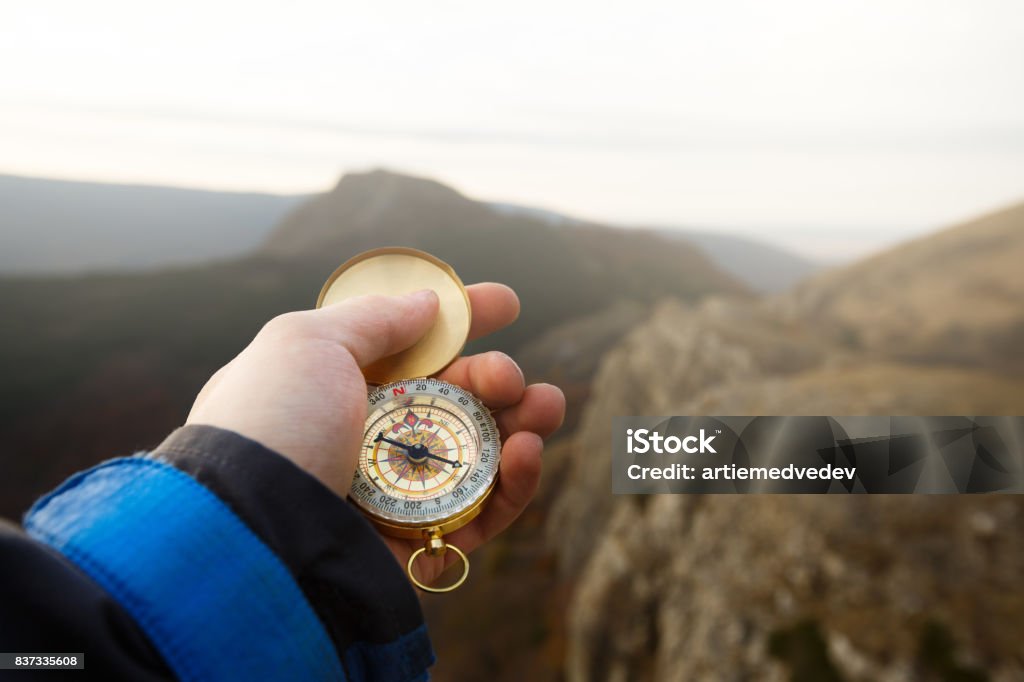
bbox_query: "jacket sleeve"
[0,424,434,682]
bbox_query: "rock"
[550,297,834,575]
[551,237,1024,680]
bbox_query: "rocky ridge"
[550,202,1024,681]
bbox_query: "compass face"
[351,378,500,527]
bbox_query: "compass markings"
[357,380,498,523]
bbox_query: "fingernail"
[407,289,439,304]
[496,351,525,386]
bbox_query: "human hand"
[186,284,565,586]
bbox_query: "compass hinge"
[423,527,446,556]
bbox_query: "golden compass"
[316,248,500,593]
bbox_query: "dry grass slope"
[779,200,1024,372]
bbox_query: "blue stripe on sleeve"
[24,457,345,682]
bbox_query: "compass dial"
[351,378,500,526]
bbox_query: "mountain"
[0,174,305,273]
[260,170,749,355]
[656,229,822,292]
[0,169,746,520]
[776,199,1024,372]
[487,201,580,226]
[548,201,1024,681]
[0,172,818,299]
[481,202,821,294]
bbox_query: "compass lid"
[316,247,471,384]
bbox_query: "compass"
[316,247,500,593]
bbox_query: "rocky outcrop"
[550,297,836,575]
[568,493,1024,682]
[551,203,1024,681]
[554,298,1024,681]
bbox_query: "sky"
[2,0,1023,260]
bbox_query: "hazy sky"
[2,0,1023,259]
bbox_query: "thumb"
[315,289,440,367]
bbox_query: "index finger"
[466,283,519,341]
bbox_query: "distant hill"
[656,229,821,292]
[0,173,817,297]
[482,202,821,293]
[0,174,305,273]
[776,199,1024,372]
[0,169,746,517]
